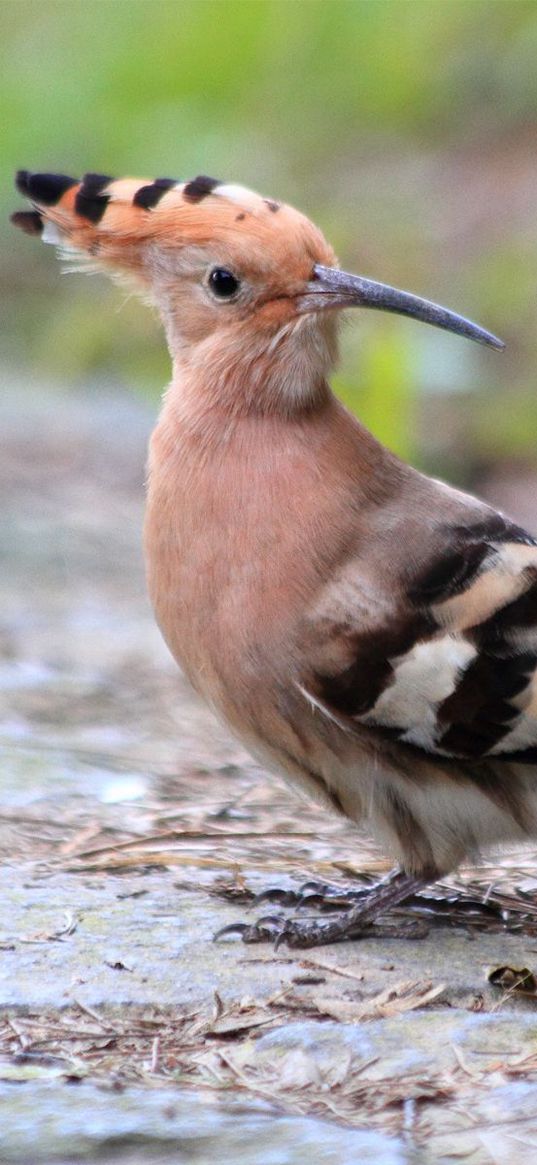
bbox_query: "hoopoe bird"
[12,170,537,949]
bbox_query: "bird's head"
[12,170,503,415]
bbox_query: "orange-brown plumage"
[14,168,537,948]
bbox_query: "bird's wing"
[301,510,537,762]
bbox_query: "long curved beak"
[297,264,504,351]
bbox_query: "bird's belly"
[147,513,537,876]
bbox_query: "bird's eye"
[208,267,240,300]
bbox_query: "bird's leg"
[215,866,434,948]
[276,868,434,947]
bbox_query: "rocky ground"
[3,379,537,1164]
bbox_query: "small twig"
[6,1016,31,1050]
[150,1036,160,1073]
[216,1050,295,1106]
[451,1043,480,1079]
[74,828,318,860]
[299,956,365,983]
[212,991,225,1020]
[18,912,78,944]
[73,1000,122,1034]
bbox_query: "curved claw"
[213,921,252,942]
[295,881,337,906]
[253,879,365,910]
[213,913,285,944]
[298,880,334,896]
[297,891,343,910]
[253,887,300,907]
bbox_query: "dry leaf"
[278,1048,323,1089]
[310,979,444,1023]
[207,1005,277,1036]
[488,966,537,995]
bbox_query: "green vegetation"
[2,0,536,478]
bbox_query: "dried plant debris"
[1,1000,531,1137]
[488,966,537,996]
[267,979,445,1024]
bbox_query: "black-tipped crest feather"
[16,170,77,204]
[133,178,177,210]
[75,173,112,223]
[10,210,43,236]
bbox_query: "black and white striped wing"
[306,515,537,763]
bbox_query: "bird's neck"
[153,347,401,511]
[164,313,338,430]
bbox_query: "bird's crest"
[11,170,335,296]
[12,170,282,230]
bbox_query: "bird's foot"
[214,868,432,948]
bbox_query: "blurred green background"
[2,0,536,488]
